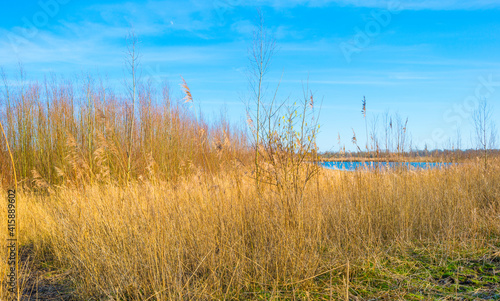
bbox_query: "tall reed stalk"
[0,108,19,300]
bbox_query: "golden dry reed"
[0,71,499,300]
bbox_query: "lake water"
[320,161,453,171]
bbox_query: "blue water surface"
[320,161,453,171]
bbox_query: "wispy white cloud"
[86,0,233,35]
[255,0,500,10]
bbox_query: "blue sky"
[1,0,500,151]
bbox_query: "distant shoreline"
[319,157,447,163]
